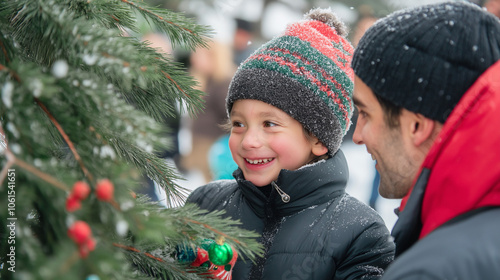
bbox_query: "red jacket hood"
[399,60,500,239]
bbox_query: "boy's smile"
[229,99,327,187]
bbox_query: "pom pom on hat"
[226,8,354,156]
[305,7,348,37]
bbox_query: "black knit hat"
[352,1,500,123]
[227,8,354,156]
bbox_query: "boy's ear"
[311,139,328,156]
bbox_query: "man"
[351,2,500,279]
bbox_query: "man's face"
[352,76,419,199]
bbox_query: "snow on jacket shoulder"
[187,150,395,280]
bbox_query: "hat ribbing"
[226,8,354,156]
[352,1,500,123]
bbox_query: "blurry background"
[135,0,499,229]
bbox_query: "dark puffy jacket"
[187,150,395,280]
[382,61,500,279]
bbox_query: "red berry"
[72,181,90,200]
[79,244,90,258]
[86,237,96,251]
[78,237,97,258]
[68,221,92,245]
[66,195,81,212]
[96,179,114,201]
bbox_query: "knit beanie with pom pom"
[352,1,500,123]
[226,8,354,157]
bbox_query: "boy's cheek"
[228,136,239,160]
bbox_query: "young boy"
[186,8,395,279]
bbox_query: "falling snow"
[116,220,129,236]
[1,81,13,108]
[100,145,116,159]
[10,143,21,154]
[30,78,43,97]
[83,53,98,65]
[120,200,135,211]
[52,60,69,78]
[82,80,92,87]
[7,122,19,138]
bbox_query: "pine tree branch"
[0,154,14,187]
[171,205,264,262]
[59,251,80,275]
[112,137,189,207]
[0,1,263,278]
[119,240,206,280]
[0,62,21,82]
[119,0,211,50]
[183,218,245,247]
[35,98,94,183]
[6,1,206,119]
[161,70,190,99]
[0,39,10,63]
[4,149,69,191]
[114,243,170,264]
[120,0,194,35]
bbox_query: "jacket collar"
[233,150,349,218]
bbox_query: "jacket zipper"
[271,181,290,203]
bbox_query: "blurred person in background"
[138,32,177,205]
[232,18,257,66]
[352,2,500,279]
[181,40,236,184]
[351,5,378,48]
[208,134,238,180]
[349,4,382,211]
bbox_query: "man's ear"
[409,113,436,147]
[311,138,328,156]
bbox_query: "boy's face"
[352,75,418,199]
[229,99,327,187]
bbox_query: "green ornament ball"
[199,238,215,251]
[208,242,233,266]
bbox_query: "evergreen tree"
[0,0,261,279]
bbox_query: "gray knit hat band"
[227,68,342,157]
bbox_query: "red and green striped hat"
[226,8,354,156]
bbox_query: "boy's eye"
[264,121,277,127]
[232,121,244,127]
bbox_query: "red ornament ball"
[68,221,92,245]
[86,237,97,251]
[96,179,114,201]
[72,181,91,200]
[79,237,96,258]
[66,195,82,212]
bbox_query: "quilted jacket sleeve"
[334,202,395,280]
